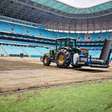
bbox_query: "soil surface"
[0,57,112,92]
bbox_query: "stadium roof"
[0,0,112,31]
[31,0,112,14]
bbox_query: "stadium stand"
[0,19,110,57]
[0,20,111,58]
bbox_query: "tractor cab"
[56,38,76,50]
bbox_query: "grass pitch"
[0,80,112,112]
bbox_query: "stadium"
[0,0,112,112]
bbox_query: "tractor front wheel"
[43,56,51,66]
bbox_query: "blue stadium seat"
[0,20,111,58]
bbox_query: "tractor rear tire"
[43,56,51,66]
[56,49,71,68]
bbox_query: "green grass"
[0,80,112,112]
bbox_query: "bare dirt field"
[0,57,112,93]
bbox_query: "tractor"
[41,38,112,68]
[41,38,88,68]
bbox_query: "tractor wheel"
[43,56,51,66]
[56,49,71,68]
